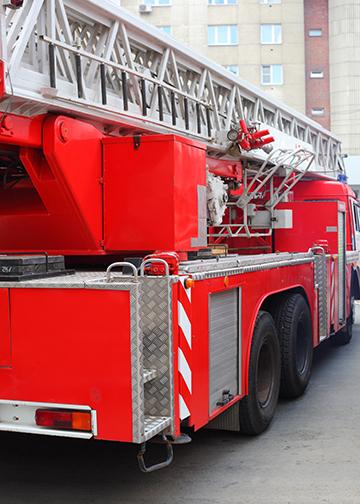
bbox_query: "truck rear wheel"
[275,293,313,399]
[239,311,280,435]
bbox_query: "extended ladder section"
[209,148,316,239]
[0,0,344,179]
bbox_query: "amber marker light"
[184,278,195,289]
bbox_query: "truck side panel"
[190,261,316,430]
[0,288,133,442]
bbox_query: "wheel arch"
[243,285,311,394]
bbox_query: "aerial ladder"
[0,0,356,472]
[0,0,346,241]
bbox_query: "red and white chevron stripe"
[178,278,192,420]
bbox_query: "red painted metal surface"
[103,135,206,252]
[0,60,6,101]
[0,114,44,149]
[0,289,11,367]
[0,288,133,442]
[0,116,104,254]
[275,201,339,253]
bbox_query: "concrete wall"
[329,0,360,155]
[121,0,306,114]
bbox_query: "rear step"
[144,416,171,441]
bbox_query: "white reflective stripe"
[178,348,192,393]
[178,301,191,349]
[180,277,191,302]
[179,395,190,420]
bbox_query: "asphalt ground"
[0,308,359,504]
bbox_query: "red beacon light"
[3,0,24,9]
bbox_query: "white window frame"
[208,25,238,46]
[309,28,322,37]
[208,0,237,4]
[260,24,282,44]
[261,64,283,85]
[260,0,281,5]
[310,70,324,79]
[311,107,325,116]
[145,0,171,6]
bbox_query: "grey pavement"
[0,309,360,504]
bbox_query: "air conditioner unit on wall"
[139,4,152,13]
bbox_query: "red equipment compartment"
[0,288,133,442]
[274,201,340,254]
[103,135,207,252]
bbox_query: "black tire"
[239,311,280,435]
[275,293,313,399]
[331,295,354,346]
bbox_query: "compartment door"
[209,288,240,414]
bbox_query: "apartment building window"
[208,0,237,4]
[309,28,322,37]
[311,107,325,116]
[158,25,172,35]
[144,0,171,6]
[261,64,283,85]
[310,70,324,79]
[260,0,281,4]
[224,65,239,75]
[208,25,238,46]
[261,24,282,44]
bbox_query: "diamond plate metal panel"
[143,369,157,384]
[144,416,171,441]
[128,282,145,444]
[140,277,175,433]
[314,255,328,341]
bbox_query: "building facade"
[119,0,360,161]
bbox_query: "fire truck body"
[0,0,358,471]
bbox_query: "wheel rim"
[296,315,309,374]
[256,340,274,407]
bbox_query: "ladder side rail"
[1,0,344,178]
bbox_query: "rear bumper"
[0,399,97,439]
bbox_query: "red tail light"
[35,409,92,431]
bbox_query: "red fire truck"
[0,0,358,472]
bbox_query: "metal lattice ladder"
[208,148,315,239]
[0,0,344,179]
